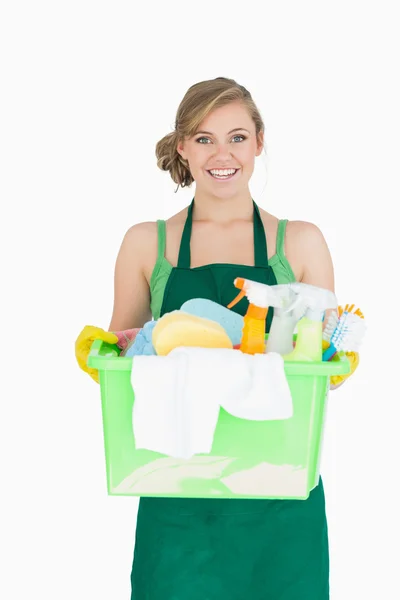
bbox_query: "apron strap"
[177,199,195,268]
[253,202,269,268]
[177,198,270,268]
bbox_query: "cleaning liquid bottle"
[227,278,286,354]
[282,283,338,362]
[265,285,306,355]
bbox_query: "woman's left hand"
[330,351,360,389]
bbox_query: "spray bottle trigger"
[284,295,303,314]
[227,288,246,309]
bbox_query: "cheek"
[239,148,256,166]
[191,149,212,169]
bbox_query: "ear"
[255,131,264,157]
[176,139,187,161]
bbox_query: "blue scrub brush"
[322,305,366,361]
[323,311,339,345]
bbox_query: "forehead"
[196,102,254,133]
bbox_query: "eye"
[195,134,246,144]
[196,136,211,144]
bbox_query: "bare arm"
[286,219,336,315]
[296,221,335,292]
[291,220,337,323]
[108,223,154,332]
[295,221,347,389]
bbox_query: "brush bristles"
[323,312,338,341]
[339,304,364,319]
[331,312,366,352]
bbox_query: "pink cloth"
[113,328,141,351]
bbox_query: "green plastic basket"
[88,338,350,500]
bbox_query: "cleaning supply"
[227,278,286,354]
[122,321,157,357]
[265,285,306,355]
[322,304,365,385]
[152,310,233,356]
[180,298,244,346]
[114,328,141,351]
[330,351,360,386]
[339,304,364,319]
[131,347,293,460]
[282,283,338,362]
[322,311,339,347]
[224,352,293,420]
[322,304,363,350]
[75,325,118,383]
[322,305,366,361]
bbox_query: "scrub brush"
[322,305,366,361]
[323,311,339,347]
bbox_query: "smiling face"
[177,101,264,199]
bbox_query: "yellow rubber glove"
[330,351,359,386]
[75,325,118,383]
[322,339,360,385]
[322,340,360,385]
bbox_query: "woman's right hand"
[75,325,118,383]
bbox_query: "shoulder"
[123,220,158,247]
[122,208,188,251]
[119,207,189,281]
[120,207,188,249]
[117,221,159,282]
[286,220,334,286]
[165,207,189,227]
[286,219,329,250]
[258,210,329,275]
[122,208,187,240]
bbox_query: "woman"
[77,77,356,598]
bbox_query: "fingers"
[330,351,359,386]
[75,325,112,383]
[98,330,118,344]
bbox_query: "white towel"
[222,352,294,420]
[131,348,293,460]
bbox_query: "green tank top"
[149,218,296,319]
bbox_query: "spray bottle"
[282,283,338,362]
[265,285,307,355]
[227,278,288,355]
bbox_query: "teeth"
[209,169,237,176]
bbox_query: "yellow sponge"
[153,310,233,356]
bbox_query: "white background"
[1,1,399,598]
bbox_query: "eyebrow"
[194,128,251,136]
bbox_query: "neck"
[191,190,254,224]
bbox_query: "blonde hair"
[155,77,265,191]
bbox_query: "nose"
[212,143,233,161]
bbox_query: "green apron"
[131,199,329,599]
